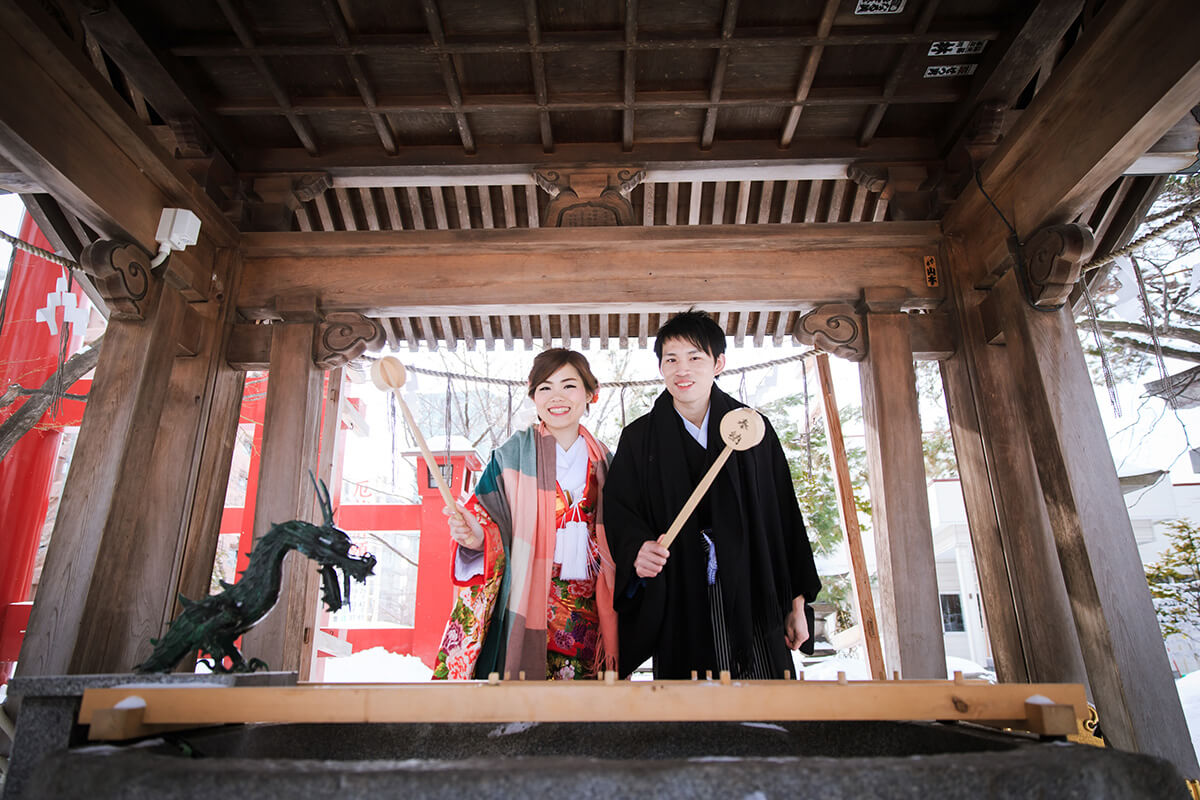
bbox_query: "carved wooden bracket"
[250,172,333,231]
[941,101,1008,208]
[793,303,867,362]
[314,313,386,369]
[228,314,384,371]
[848,161,937,220]
[534,169,645,226]
[79,239,154,321]
[1011,223,1095,309]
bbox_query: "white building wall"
[927,476,1200,676]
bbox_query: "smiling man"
[604,310,821,679]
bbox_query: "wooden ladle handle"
[370,356,461,518]
[658,408,765,549]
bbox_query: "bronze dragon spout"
[135,476,376,673]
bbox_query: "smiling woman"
[530,349,598,451]
[432,348,618,681]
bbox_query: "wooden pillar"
[858,300,945,678]
[238,322,324,674]
[18,243,187,676]
[938,240,1087,688]
[987,267,1197,774]
[172,250,247,631]
[301,367,348,679]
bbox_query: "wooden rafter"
[421,0,476,154]
[523,0,554,153]
[780,0,839,148]
[383,187,403,230]
[405,187,426,230]
[0,2,237,300]
[170,27,1004,58]
[700,0,740,150]
[622,0,637,151]
[359,187,380,230]
[858,0,940,148]
[75,2,237,163]
[942,0,1200,281]
[318,0,397,154]
[213,87,963,116]
[779,180,797,223]
[214,0,318,155]
[937,0,1085,155]
[244,138,939,174]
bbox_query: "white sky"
[0,192,24,269]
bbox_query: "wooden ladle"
[371,356,462,520]
[658,407,766,548]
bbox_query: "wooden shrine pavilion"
[1,0,1198,779]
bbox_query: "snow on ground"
[319,647,432,682]
[1177,671,1200,761]
[791,652,994,682]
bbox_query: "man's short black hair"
[653,309,727,362]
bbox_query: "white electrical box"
[155,208,202,251]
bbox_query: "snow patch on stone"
[488,721,538,737]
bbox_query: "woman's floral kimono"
[432,423,618,680]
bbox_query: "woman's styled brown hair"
[526,348,599,399]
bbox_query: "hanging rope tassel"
[387,390,399,489]
[50,268,75,420]
[802,354,813,477]
[505,386,513,439]
[1129,253,1173,407]
[1081,280,1123,418]
[443,376,453,482]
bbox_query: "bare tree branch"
[0,334,104,461]
[1092,319,1200,347]
[1108,335,1200,365]
[1177,308,1200,326]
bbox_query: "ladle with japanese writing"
[659,407,766,548]
[370,356,462,521]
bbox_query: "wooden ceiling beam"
[0,153,42,192]
[700,0,740,150]
[19,192,109,317]
[942,0,1200,285]
[241,137,938,173]
[857,0,940,147]
[937,0,1084,155]
[1069,174,1166,314]
[319,0,397,154]
[780,0,839,148]
[523,0,554,153]
[214,0,319,155]
[0,2,236,299]
[72,0,239,165]
[622,0,637,152]
[170,26,1003,58]
[213,86,964,116]
[421,0,476,154]
[237,223,942,319]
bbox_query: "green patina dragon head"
[300,477,377,614]
[134,476,378,674]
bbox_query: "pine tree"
[760,394,870,629]
[1146,520,1200,639]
